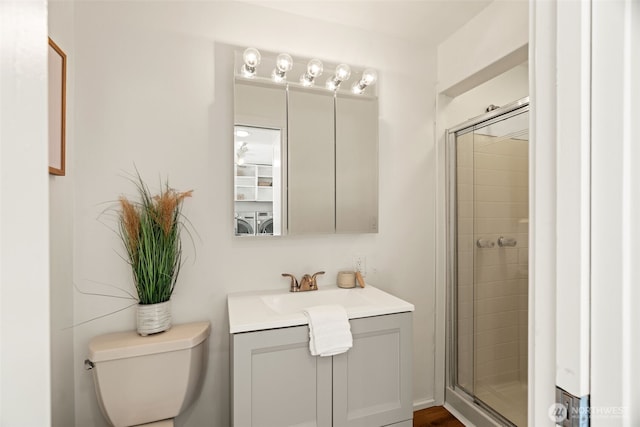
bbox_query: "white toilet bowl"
[88,321,210,427]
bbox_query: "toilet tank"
[88,321,210,427]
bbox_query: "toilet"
[87,321,211,427]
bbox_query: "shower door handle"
[476,238,495,249]
[498,236,517,247]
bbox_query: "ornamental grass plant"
[118,173,192,305]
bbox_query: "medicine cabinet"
[233,49,378,236]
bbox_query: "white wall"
[0,0,52,425]
[442,64,528,129]
[71,2,438,425]
[48,1,77,426]
[437,0,528,97]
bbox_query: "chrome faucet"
[282,271,325,292]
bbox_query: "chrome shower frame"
[444,97,530,427]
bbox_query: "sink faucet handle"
[310,271,325,290]
[282,273,299,292]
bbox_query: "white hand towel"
[304,304,353,357]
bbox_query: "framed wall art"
[48,37,66,176]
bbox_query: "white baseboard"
[412,398,436,412]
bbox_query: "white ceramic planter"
[137,300,172,336]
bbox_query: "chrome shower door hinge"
[554,386,590,427]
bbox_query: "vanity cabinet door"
[231,325,332,427]
[332,312,413,427]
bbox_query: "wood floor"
[413,406,465,427]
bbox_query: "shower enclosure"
[446,98,529,426]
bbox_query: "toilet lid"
[89,321,210,363]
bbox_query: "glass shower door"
[452,106,529,426]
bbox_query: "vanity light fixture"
[300,58,323,87]
[241,47,261,78]
[352,68,378,94]
[237,47,378,95]
[272,53,293,83]
[326,63,351,91]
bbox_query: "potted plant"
[118,172,192,336]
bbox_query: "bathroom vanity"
[228,286,414,427]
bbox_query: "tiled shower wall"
[456,130,529,393]
[473,132,528,388]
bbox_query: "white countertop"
[227,285,414,333]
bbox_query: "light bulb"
[307,59,323,77]
[300,59,323,87]
[235,129,249,137]
[272,70,284,83]
[273,53,293,83]
[276,53,293,73]
[326,64,352,91]
[335,64,351,81]
[351,68,378,94]
[243,48,261,68]
[361,68,377,86]
[300,74,314,87]
[326,79,338,91]
[241,47,261,78]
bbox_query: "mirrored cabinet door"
[234,80,286,236]
[288,87,336,234]
[335,94,379,233]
